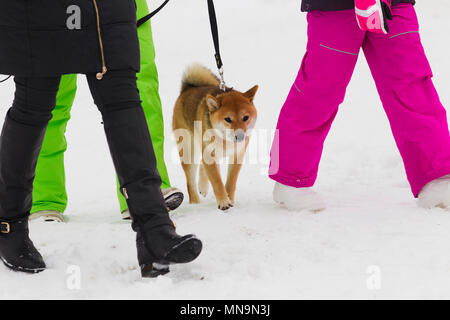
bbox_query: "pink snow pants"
[269,4,450,197]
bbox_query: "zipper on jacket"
[92,0,107,80]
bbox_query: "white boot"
[418,174,450,209]
[273,182,325,212]
[122,187,185,220]
[29,210,64,222]
[121,209,131,220]
[161,187,184,211]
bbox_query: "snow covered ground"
[1,0,450,299]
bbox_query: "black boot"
[137,224,202,278]
[0,215,45,273]
[0,113,48,273]
[101,106,202,277]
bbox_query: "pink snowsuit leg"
[269,4,450,197]
[269,10,365,188]
[362,4,450,196]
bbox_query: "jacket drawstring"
[92,0,107,80]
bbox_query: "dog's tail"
[181,64,220,93]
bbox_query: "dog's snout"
[234,130,245,142]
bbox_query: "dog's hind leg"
[182,163,201,204]
[177,136,201,204]
[198,164,209,198]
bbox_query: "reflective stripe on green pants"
[31,0,171,214]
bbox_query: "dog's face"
[206,85,258,143]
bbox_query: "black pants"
[9,70,143,125]
[0,70,171,230]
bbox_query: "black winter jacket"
[0,0,140,77]
[301,0,415,12]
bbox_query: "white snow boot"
[161,187,184,211]
[418,174,450,209]
[273,182,325,212]
[122,187,185,220]
[29,210,64,223]
[122,209,131,220]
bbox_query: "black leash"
[137,0,170,27]
[207,0,226,90]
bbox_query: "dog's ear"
[206,94,220,112]
[243,85,259,103]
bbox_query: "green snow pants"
[31,0,171,215]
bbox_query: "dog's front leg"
[202,160,233,211]
[225,163,242,204]
[225,140,249,203]
[198,164,209,197]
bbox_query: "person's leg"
[269,10,365,189]
[117,0,174,214]
[0,75,61,272]
[31,74,77,218]
[363,4,450,198]
[87,69,201,277]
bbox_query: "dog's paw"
[217,198,234,211]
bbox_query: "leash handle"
[137,0,170,27]
[207,0,223,70]
[207,0,226,90]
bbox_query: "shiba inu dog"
[173,64,258,210]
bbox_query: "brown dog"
[173,64,258,210]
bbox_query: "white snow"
[1,0,450,299]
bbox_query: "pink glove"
[355,0,393,34]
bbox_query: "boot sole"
[123,191,184,221]
[162,236,203,264]
[1,257,45,274]
[140,236,202,278]
[165,192,184,211]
